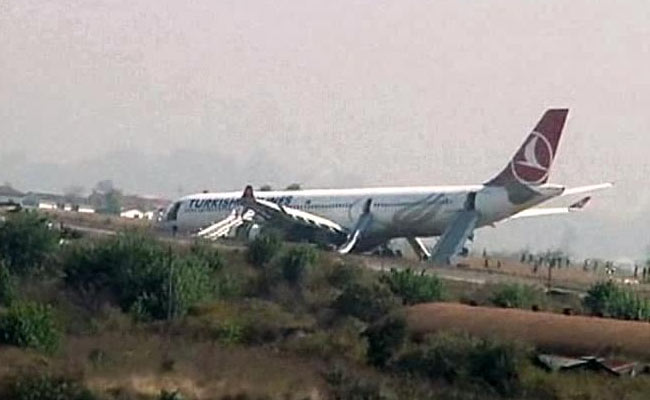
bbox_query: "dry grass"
[0,332,327,399]
[407,302,650,361]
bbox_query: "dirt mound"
[407,303,650,360]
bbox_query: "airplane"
[159,109,612,264]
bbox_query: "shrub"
[584,281,650,320]
[327,263,363,289]
[469,340,523,397]
[246,233,283,267]
[130,254,215,320]
[0,261,16,306]
[159,389,184,400]
[364,315,407,367]
[584,281,619,316]
[392,333,525,397]
[324,366,395,400]
[189,240,224,271]
[63,233,215,320]
[63,232,162,306]
[0,301,61,353]
[0,212,59,275]
[393,333,477,383]
[283,317,367,363]
[4,373,96,400]
[281,245,317,285]
[490,283,542,309]
[380,268,444,305]
[333,283,400,323]
[188,299,312,345]
[213,272,246,299]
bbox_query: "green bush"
[159,389,184,400]
[189,240,224,272]
[584,281,650,320]
[0,212,59,275]
[324,366,395,400]
[490,283,542,309]
[0,301,61,353]
[281,245,317,285]
[129,254,215,321]
[4,373,95,400]
[392,333,524,397]
[333,283,400,323]
[0,261,16,306]
[63,233,215,320]
[380,268,444,305]
[327,263,363,289]
[393,333,476,383]
[246,233,283,267]
[364,315,407,367]
[188,299,312,345]
[469,340,522,397]
[283,317,367,363]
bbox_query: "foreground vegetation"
[0,211,649,399]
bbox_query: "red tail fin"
[486,109,569,186]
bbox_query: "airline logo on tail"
[487,109,568,186]
[511,131,554,185]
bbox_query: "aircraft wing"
[507,196,591,221]
[241,186,348,236]
[430,210,478,265]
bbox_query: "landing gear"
[372,245,403,258]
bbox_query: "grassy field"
[2,211,650,399]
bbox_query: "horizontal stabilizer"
[562,183,613,196]
[507,196,591,220]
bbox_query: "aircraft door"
[464,192,477,211]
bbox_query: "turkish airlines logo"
[510,131,554,185]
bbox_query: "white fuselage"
[161,184,564,244]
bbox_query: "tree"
[259,185,273,191]
[103,189,123,215]
[0,212,59,275]
[285,183,301,191]
[63,185,85,203]
[93,179,114,194]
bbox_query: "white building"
[120,209,145,219]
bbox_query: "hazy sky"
[2,1,649,260]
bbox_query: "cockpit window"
[166,202,181,221]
